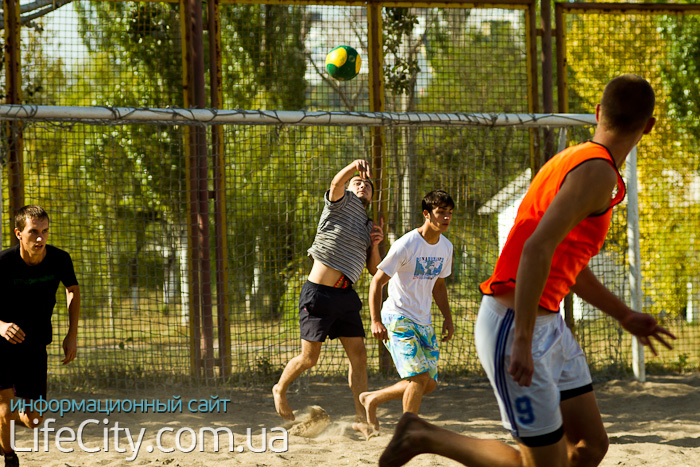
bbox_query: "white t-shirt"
[378,229,453,325]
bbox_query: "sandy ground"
[7,372,700,466]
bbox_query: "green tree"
[221,5,309,110]
[566,10,695,319]
[381,8,532,297]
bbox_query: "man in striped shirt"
[273,159,384,440]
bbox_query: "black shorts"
[0,343,48,400]
[299,281,365,342]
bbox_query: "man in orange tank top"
[378,75,676,467]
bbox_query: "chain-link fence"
[12,1,533,112]
[2,110,598,391]
[2,0,700,392]
[558,1,700,376]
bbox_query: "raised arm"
[329,159,371,202]
[62,284,80,365]
[432,277,454,342]
[571,266,675,355]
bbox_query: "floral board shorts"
[382,313,439,381]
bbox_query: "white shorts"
[475,295,592,445]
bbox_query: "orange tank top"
[479,141,626,312]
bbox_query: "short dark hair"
[15,205,49,232]
[600,74,655,133]
[422,190,454,212]
[347,175,374,196]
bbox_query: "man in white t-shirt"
[359,190,454,433]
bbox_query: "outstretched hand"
[353,159,372,180]
[620,311,676,356]
[370,218,385,246]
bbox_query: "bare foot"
[352,420,379,441]
[359,391,380,431]
[272,384,295,421]
[379,412,429,467]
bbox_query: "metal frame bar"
[0,105,597,127]
[3,0,23,245]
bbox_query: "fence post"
[556,129,578,331]
[540,0,556,164]
[180,0,200,377]
[367,2,392,375]
[3,0,23,245]
[555,3,567,114]
[626,146,645,382]
[206,0,231,379]
[190,0,216,379]
[526,0,541,175]
[182,0,216,379]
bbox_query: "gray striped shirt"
[307,190,373,284]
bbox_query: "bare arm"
[62,284,80,365]
[366,218,385,275]
[329,159,371,202]
[432,277,454,342]
[369,270,391,342]
[571,267,675,355]
[510,160,617,387]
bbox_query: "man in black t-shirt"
[0,206,80,467]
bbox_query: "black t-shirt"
[0,244,78,346]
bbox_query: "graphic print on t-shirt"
[413,257,444,279]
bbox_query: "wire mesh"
[21,1,183,108]
[2,113,645,392]
[562,4,700,375]
[2,0,700,393]
[20,2,530,113]
[217,5,530,113]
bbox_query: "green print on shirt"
[13,274,57,286]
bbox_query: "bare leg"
[561,391,609,467]
[402,372,435,414]
[0,389,15,455]
[360,374,436,431]
[0,390,41,456]
[340,336,376,439]
[360,380,409,431]
[273,339,322,421]
[380,412,569,467]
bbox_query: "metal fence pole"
[3,0,23,245]
[626,146,645,382]
[367,2,392,374]
[207,0,231,378]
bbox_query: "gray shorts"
[475,295,592,446]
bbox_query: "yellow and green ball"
[325,45,361,81]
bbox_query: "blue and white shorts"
[382,313,439,381]
[475,295,593,446]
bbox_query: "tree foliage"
[566,11,698,318]
[221,5,309,110]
